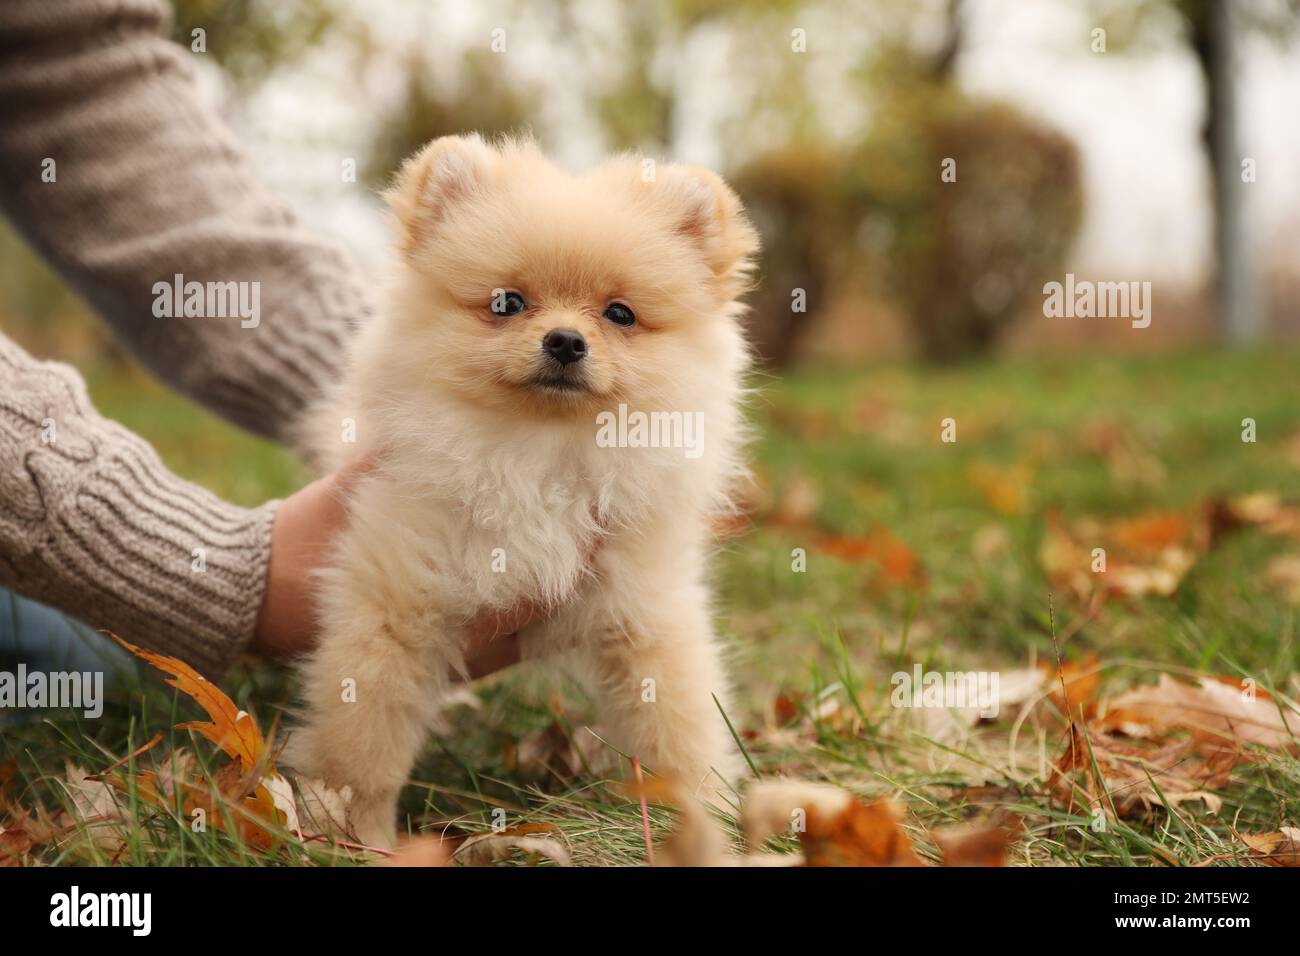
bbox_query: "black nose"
[542,329,587,366]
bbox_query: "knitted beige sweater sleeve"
[0,0,371,674]
[0,338,279,675]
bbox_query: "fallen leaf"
[1049,725,1235,819]
[743,780,920,866]
[773,692,802,726]
[60,762,132,852]
[0,826,33,866]
[97,635,288,851]
[453,828,571,867]
[932,814,1022,866]
[900,666,1043,740]
[1041,655,1102,721]
[109,634,267,774]
[1221,492,1300,539]
[968,461,1034,516]
[1041,508,1209,600]
[1238,827,1300,866]
[821,527,925,591]
[997,668,1049,713]
[1099,674,1298,751]
[294,776,354,840]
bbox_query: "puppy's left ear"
[650,165,761,297]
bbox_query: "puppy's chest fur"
[348,409,696,624]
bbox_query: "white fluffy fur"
[285,135,759,848]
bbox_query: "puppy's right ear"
[384,134,495,259]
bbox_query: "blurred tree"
[1104,0,1300,343]
[855,81,1083,362]
[1176,0,1298,343]
[833,1,1084,362]
[170,0,337,90]
[361,49,541,191]
[591,0,806,153]
[594,3,678,153]
[730,148,853,366]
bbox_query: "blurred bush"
[170,0,337,89]
[730,148,857,367]
[730,86,1083,366]
[854,86,1083,362]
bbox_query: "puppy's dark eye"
[491,290,527,317]
[603,302,636,327]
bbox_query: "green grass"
[88,364,309,506]
[4,349,1299,866]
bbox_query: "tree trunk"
[1191,0,1264,343]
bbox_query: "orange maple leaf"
[109,633,267,774]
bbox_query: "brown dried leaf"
[1050,726,1236,819]
[1222,492,1300,539]
[932,814,1023,867]
[0,825,34,866]
[1041,508,1209,599]
[821,527,926,591]
[453,827,571,867]
[1238,827,1300,866]
[1041,655,1103,721]
[1099,674,1298,751]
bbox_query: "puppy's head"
[382,134,758,418]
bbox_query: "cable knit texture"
[0,0,371,673]
[0,339,279,674]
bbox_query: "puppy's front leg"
[576,583,744,809]
[286,590,452,850]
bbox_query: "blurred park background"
[6,0,1300,378]
[4,0,1300,865]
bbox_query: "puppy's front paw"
[289,768,398,850]
[347,792,399,851]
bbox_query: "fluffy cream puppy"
[286,134,759,848]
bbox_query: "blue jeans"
[0,589,139,725]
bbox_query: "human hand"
[252,460,575,680]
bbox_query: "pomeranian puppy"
[286,134,759,848]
